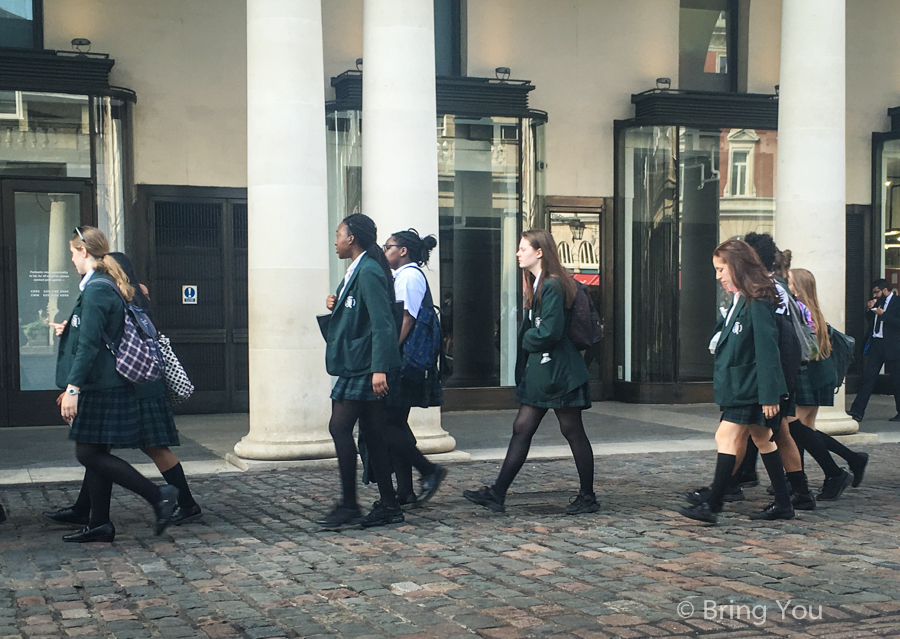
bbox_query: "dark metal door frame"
[1,178,93,426]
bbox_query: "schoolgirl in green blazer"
[679,238,794,525]
[318,214,403,531]
[786,268,867,501]
[52,226,178,543]
[464,229,599,515]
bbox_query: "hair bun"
[423,235,437,250]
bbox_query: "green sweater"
[56,273,127,391]
[713,295,787,407]
[325,253,400,377]
[515,277,590,403]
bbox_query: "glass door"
[1,180,92,426]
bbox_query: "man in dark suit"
[849,278,900,422]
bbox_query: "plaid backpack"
[400,267,442,380]
[89,279,165,385]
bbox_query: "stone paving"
[1,444,899,639]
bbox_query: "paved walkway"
[1,397,900,638]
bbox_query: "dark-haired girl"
[679,239,792,524]
[55,226,178,542]
[463,229,598,514]
[787,268,868,500]
[380,229,446,505]
[319,214,402,529]
[45,252,201,530]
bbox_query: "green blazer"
[713,295,787,407]
[56,273,127,391]
[325,253,400,377]
[516,277,590,403]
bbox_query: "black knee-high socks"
[161,464,197,508]
[761,450,792,509]
[706,453,737,509]
[788,420,842,478]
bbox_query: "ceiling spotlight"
[495,67,510,81]
[355,57,363,71]
[71,38,91,54]
[656,77,671,91]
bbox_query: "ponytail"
[71,226,134,301]
[96,255,135,302]
[342,213,394,301]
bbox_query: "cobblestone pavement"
[1,444,898,639]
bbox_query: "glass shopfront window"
[679,0,736,92]
[617,123,776,384]
[876,138,900,290]
[326,110,546,389]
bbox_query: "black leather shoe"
[736,471,759,488]
[63,522,115,543]
[170,504,202,525]
[683,485,743,506]
[890,414,900,422]
[678,502,718,524]
[153,485,179,535]
[396,493,418,507]
[565,491,600,515]
[847,412,862,423]
[43,507,89,527]
[418,465,447,505]
[360,501,404,527]
[749,502,795,520]
[317,503,363,530]
[817,470,852,501]
[850,452,869,488]
[463,486,505,512]
[791,491,816,511]
[0,503,6,524]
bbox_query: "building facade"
[0,0,893,455]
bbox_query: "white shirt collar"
[343,251,366,290]
[79,268,95,292]
[394,262,419,277]
[532,270,542,294]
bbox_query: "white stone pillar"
[234,0,334,460]
[775,0,855,435]
[362,0,455,453]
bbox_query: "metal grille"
[846,207,869,375]
[155,202,222,248]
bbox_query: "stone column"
[234,0,334,460]
[775,0,856,435]
[361,0,455,453]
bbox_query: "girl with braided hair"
[318,214,403,529]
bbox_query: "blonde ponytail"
[95,255,135,302]
[70,225,134,302]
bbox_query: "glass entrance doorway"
[1,180,92,426]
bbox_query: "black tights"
[493,405,594,497]
[385,406,437,498]
[75,443,160,527]
[329,399,397,508]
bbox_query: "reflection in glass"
[0,0,37,49]
[0,92,90,178]
[679,0,732,91]
[326,110,363,295]
[878,139,900,290]
[15,192,81,390]
[95,97,131,252]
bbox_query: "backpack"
[566,281,603,351]
[775,310,801,393]
[89,279,165,385]
[786,294,818,364]
[400,268,442,380]
[828,325,856,391]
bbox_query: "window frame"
[0,0,43,50]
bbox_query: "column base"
[233,436,336,461]
[409,407,456,454]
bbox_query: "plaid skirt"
[721,403,782,434]
[515,380,592,410]
[794,367,835,407]
[331,374,380,402]
[68,386,141,447]
[386,370,443,409]
[136,394,180,448]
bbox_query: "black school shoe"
[678,502,720,524]
[170,504,203,525]
[153,485,179,536]
[850,452,869,488]
[43,507,89,527]
[565,492,600,515]
[418,465,448,505]
[360,501,404,527]
[749,502,795,520]
[63,522,115,543]
[791,491,817,511]
[317,503,363,529]
[463,486,505,512]
[736,471,760,488]
[817,470,852,501]
[683,484,744,505]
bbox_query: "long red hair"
[521,229,577,310]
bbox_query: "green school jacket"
[516,277,590,403]
[325,253,400,377]
[55,273,127,391]
[713,295,787,407]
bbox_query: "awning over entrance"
[573,273,600,286]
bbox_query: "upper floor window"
[0,0,42,49]
[679,0,736,92]
[578,241,597,265]
[558,241,573,265]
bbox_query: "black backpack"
[828,325,855,391]
[775,309,801,393]
[566,281,602,351]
